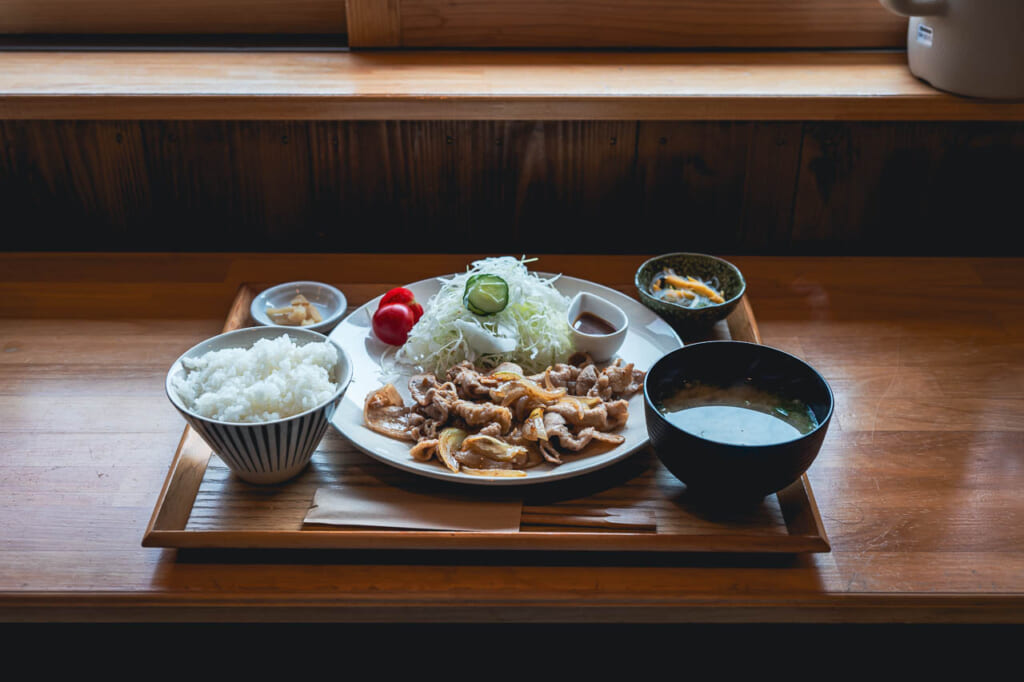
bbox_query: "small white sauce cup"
[567,292,629,362]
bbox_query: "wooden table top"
[1,252,1021,624]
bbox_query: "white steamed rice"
[173,335,339,423]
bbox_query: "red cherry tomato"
[372,303,416,346]
[406,300,424,323]
[378,287,423,323]
[380,287,415,307]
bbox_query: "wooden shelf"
[2,49,1024,120]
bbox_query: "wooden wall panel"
[303,121,639,252]
[635,122,803,254]
[345,0,401,46]
[791,122,1024,255]
[0,1,347,34]
[2,120,1023,256]
[137,121,238,246]
[0,121,152,248]
[350,0,906,48]
[502,121,640,252]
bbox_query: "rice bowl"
[166,326,353,484]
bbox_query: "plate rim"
[327,272,682,486]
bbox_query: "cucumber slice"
[463,274,509,316]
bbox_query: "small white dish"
[250,281,347,334]
[566,291,629,362]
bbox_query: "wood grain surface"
[4,50,1024,121]
[386,0,905,48]
[0,0,347,34]
[1,253,1022,623]
[144,286,829,552]
[345,0,402,47]
[3,120,1023,256]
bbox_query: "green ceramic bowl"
[634,253,746,336]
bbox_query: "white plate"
[327,274,682,486]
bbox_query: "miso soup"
[657,380,818,446]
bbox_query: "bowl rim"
[634,252,747,311]
[250,280,348,332]
[642,339,835,449]
[165,326,353,427]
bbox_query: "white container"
[566,292,628,363]
[250,281,347,334]
[879,0,1024,99]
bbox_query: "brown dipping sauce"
[573,311,617,335]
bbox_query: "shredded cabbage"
[391,257,574,376]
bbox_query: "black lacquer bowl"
[644,341,834,501]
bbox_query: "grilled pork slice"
[363,383,422,441]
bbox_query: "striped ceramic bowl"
[165,326,353,485]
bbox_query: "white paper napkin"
[303,485,523,532]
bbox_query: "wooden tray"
[144,284,830,553]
